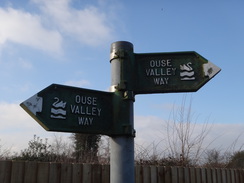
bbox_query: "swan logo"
[50,97,67,119]
[180,62,195,80]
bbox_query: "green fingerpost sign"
[20,84,121,136]
[20,43,221,137]
[134,51,221,94]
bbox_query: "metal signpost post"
[110,42,135,183]
[21,41,221,183]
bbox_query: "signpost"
[20,41,221,183]
[21,84,113,135]
[134,51,220,94]
[20,84,133,136]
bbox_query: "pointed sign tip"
[21,94,43,115]
[203,61,221,79]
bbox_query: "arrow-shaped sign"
[20,84,118,135]
[134,51,221,94]
[20,48,221,137]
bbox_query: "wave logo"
[180,62,195,80]
[50,97,67,119]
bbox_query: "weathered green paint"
[20,43,221,137]
[20,84,133,136]
[134,51,220,94]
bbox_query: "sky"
[0,0,244,155]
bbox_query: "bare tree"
[51,134,74,162]
[203,148,228,168]
[0,139,11,159]
[227,150,244,168]
[165,95,212,166]
[14,135,52,162]
[203,133,244,168]
[135,141,162,165]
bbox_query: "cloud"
[135,115,164,144]
[0,102,69,152]
[17,58,33,70]
[0,7,62,54]
[134,115,244,155]
[0,0,116,55]
[0,102,41,151]
[32,0,115,46]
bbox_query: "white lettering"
[153,77,169,85]
[70,105,101,116]
[149,59,172,67]
[97,108,101,116]
[145,68,176,76]
[75,95,97,105]
[145,58,176,86]
[78,117,93,125]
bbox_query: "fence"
[0,160,244,183]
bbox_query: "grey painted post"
[110,41,135,183]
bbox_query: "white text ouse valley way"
[70,95,102,126]
[145,59,177,85]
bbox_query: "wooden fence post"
[221,169,227,183]
[206,168,212,183]
[101,164,110,183]
[190,167,196,183]
[239,169,244,183]
[72,163,82,183]
[61,163,72,183]
[135,165,142,183]
[0,160,12,183]
[24,161,37,183]
[164,166,171,183]
[36,162,49,183]
[195,168,201,183]
[49,162,61,183]
[82,164,91,183]
[157,166,164,183]
[184,167,190,183]
[150,166,157,183]
[211,169,217,183]
[11,161,25,183]
[236,169,242,183]
[177,167,184,183]
[201,168,207,183]
[143,165,151,183]
[218,168,223,183]
[91,164,101,183]
[171,167,178,183]
[230,169,235,183]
